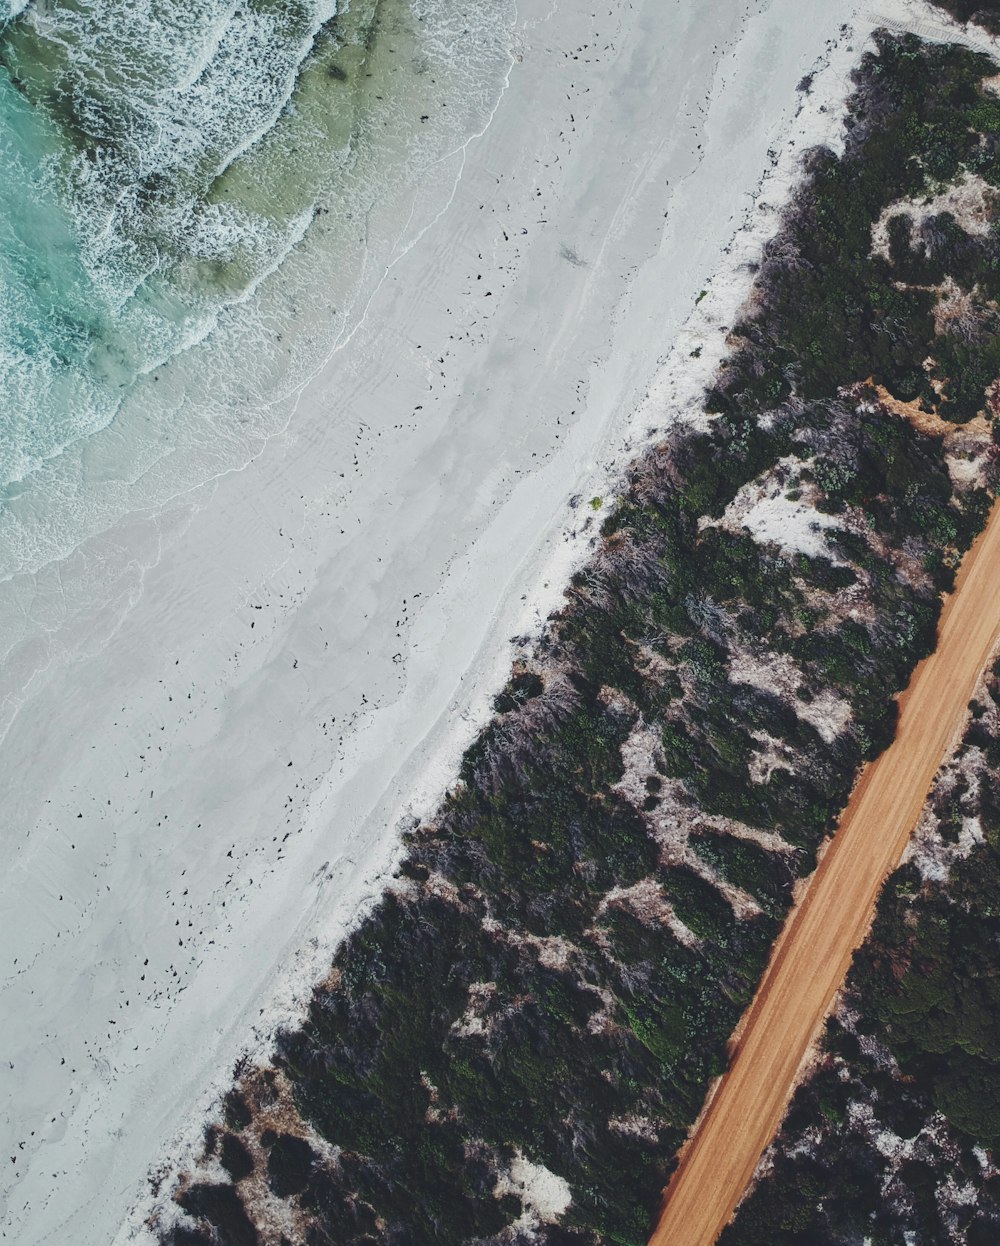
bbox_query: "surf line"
[650,498,1000,1246]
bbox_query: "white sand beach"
[0,0,985,1242]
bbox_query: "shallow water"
[0,0,514,575]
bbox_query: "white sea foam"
[0,0,516,564]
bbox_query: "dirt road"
[650,501,1000,1246]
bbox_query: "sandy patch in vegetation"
[871,172,1000,259]
[494,1151,572,1227]
[702,456,846,560]
[599,878,701,949]
[728,647,852,746]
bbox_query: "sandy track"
[650,500,1000,1246]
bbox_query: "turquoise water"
[0,0,514,572]
[0,67,117,488]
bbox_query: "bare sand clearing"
[651,500,1000,1246]
[871,381,993,440]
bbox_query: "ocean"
[0,0,513,598]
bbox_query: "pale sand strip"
[651,501,1000,1246]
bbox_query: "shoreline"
[0,2,905,1243]
[126,3,878,1236]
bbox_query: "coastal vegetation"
[722,659,1000,1246]
[157,31,1000,1246]
[932,0,1000,36]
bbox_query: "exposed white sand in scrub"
[871,172,1000,259]
[705,459,847,560]
[495,1151,572,1228]
[0,1,914,1243]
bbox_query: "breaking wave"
[0,0,514,574]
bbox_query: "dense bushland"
[931,0,1000,36]
[723,660,1000,1246]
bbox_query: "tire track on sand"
[650,500,1000,1246]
